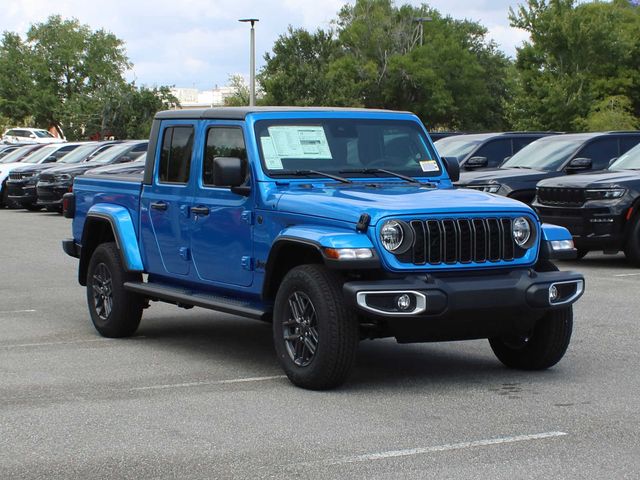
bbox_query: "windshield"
[610,143,640,170]
[254,119,440,178]
[21,145,59,164]
[87,143,132,164]
[502,137,581,171]
[0,147,36,164]
[434,137,482,159]
[57,143,98,164]
[34,130,55,138]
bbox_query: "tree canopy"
[259,0,512,131]
[0,15,177,140]
[509,0,640,131]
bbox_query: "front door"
[189,124,253,287]
[140,123,196,277]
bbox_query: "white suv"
[2,128,65,145]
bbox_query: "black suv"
[36,141,147,211]
[533,143,640,262]
[457,132,640,204]
[435,132,557,171]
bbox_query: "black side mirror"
[118,156,131,163]
[441,156,460,182]
[608,157,618,168]
[566,157,592,173]
[213,157,245,187]
[44,155,57,163]
[464,156,488,170]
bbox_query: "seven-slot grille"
[9,172,32,180]
[537,187,585,207]
[396,217,524,265]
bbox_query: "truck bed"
[72,174,143,243]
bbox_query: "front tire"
[624,215,640,266]
[489,306,573,370]
[273,264,359,390]
[86,242,143,338]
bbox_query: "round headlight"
[512,217,531,247]
[380,220,404,251]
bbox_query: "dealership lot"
[1,209,639,479]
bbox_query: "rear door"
[189,123,254,287]
[140,122,196,277]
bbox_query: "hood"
[275,183,533,225]
[42,160,104,175]
[457,168,552,185]
[11,163,58,174]
[537,169,640,189]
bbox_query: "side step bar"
[124,281,269,320]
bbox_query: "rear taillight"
[62,192,75,218]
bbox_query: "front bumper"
[36,181,70,206]
[344,269,584,342]
[534,203,627,251]
[6,180,37,205]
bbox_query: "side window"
[203,127,247,186]
[132,143,148,153]
[159,126,194,184]
[620,136,640,155]
[576,139,618,170]
[475,139,512,167]
[513,137,537,152]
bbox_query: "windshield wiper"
[270,169,352,184]
[339,168,425,185]
[509,166,533,169]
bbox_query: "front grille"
[537,187,585,207]
[9,172,31,181]
[397,217,523,265]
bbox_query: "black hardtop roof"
[155,106,412,120]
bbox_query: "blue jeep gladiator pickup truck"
[62,107,584,390]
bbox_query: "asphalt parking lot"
[1,209,639,479]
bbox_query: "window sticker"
[267,126,332,159]
[419,160,439,172]
[260,136,283,170]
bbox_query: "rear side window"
[159,126,194,184]
[620,136,640,155]
[576,139,619,170]
[474,139,513,167]
[203,127,247,186]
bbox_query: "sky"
[1,0,530,91]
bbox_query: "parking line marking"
[613,273,640,277]
[323,431,568,465]
[131,375,287,391]
[0,309,37,314]
[0,336,146,349]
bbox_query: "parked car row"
[441,131,640,263]
[0,141,147,211]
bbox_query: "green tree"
[224,74,251,106]
[259,0,511,131]
[582,95,639,131]
[509,0,640,131]
[0,15,175,140]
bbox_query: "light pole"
[239,18,259,106]
[413,16,432,47]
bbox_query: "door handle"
[191,206,210,216]
[150,201,168,211]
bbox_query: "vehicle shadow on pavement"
[135,311,541,390]
[557,253,635,270]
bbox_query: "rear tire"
[86,242,144,338]
[273,264,359,390]
[489,306,573,370]
[25,204,42,211]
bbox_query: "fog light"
[396,294,411,311]
[549,285,559,303]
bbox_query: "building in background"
[170,85,236,109]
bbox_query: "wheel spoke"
[303,337,316,355]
